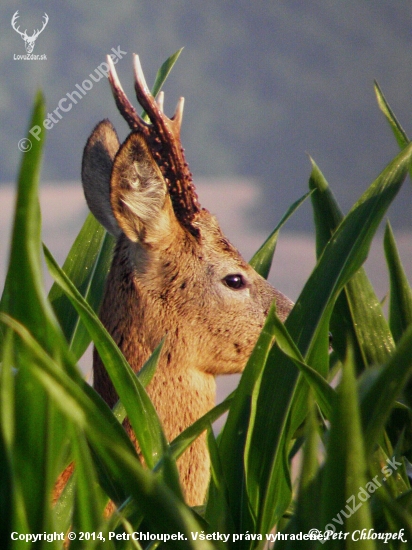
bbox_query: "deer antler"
[31,13,49,41]
[11,12,27,39]
[107,54,201,235]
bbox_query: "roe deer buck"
[82,54,293,506]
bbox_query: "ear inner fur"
[110,132,169,243]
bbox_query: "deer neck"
[93,235,216,439]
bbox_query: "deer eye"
[223,274,246,290]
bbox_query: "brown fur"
[77,58,294,507]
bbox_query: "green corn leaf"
[320,349,375,549]
[151,48,184,100]
[205,427,235,544]
[3,314,213,550]
[0,94,74,544]
[268,312,336,419]
[359,322,412,455]
[309,158,394,373]
[142,48,184,122]
[168,396,233,462]
[48,214,115,360]
[43,244,169,471]
[249,192,311,279]
[0,332,15,547]
[206,303,279,539]
[0,92,60,348]
[112,340,164,424]
[374,81,409,150]
[293,395,323,537]
[245,142,412,536]
[70,427,108,550]
[374,488,412,543]
[1,313,137,502]
[274,396,323,549]
[384,222,412,343]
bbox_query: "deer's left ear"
[110,132,177,244]
[82,119,121,237]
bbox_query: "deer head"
[11,11,48,54]
[81,54,293,505]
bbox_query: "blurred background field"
[1,2,412,233]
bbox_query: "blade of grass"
[112,340,164,423]
[274,395,323,549]
[70,427,108,550]
[50,219,115,361]
[206,303,279,538]
[142,48,184,122]
[168,396,233,461]
[0,331,15,547]
[4,314,214,550]
[359,322,412,455]
[249,192,311,279]
[268,313,336,419]
[384,222,412,343]
[320,349,375,549]
[374,81,409,149]
[0,93,73,543]
[246,142,412,535]
[309,158,394,372]
[43,244,169,471]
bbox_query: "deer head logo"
[11,11,49,54]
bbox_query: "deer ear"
[109,132,175,244]
[82,119,122,237]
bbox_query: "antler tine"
[107,55,144,132]
[133,55,168,130]
[156,91,165,113]
[108,53,201,233]
[172,97,184,131]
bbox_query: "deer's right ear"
[82,119,122,237]
[109,132,172,244]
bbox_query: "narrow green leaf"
[359,323,412,455]
[269,314,336,419]
[295,396,323,531]
[48,214,115,359]
[320,349,375,549]
[0,331,14,547]
[4,315,213,550]
[0,93,72,544]
[384,222,412,343]
[0,92,61,349]
[43,244,169,470]
[168,396,233,462]
[113,341,163,424]
[375,489,412,543]
[309,158,394,372]
[70,427,107,550]
[249,192,311,279]
[246,142,412,535]
[151,48,184,99]
[207,303,279,537]
[374,80,409,149]
[205,427,236,543]
[142,48,184,122]
[274,396,323,549]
